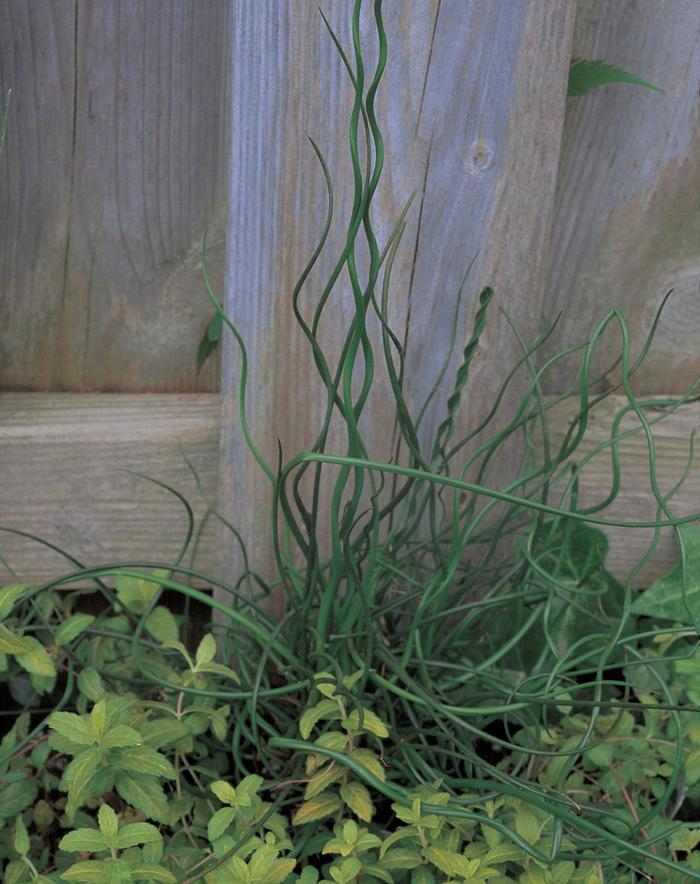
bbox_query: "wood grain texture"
[219,1,576,610]
[0,1,230,392]
[542,0,700,393]
[544,395,700,585]
[0,394,219,585]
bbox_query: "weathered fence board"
[0,394,219,585]
[542,0,700,393]
[0,0,229,392]
[544,396,700,585]
[3,0,699,596]
[219,0,576,609]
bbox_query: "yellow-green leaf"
[0,623,30,654]
[211,780,238,805]
[350,748,386,782]
[422,846,474,878]
[113,747,175,778]
[339,781,374,822]
[48,712,96,746]
[130,865,176,883]
[100,725,143,750]
[299,699,341,740]
[208,806,237,842]
[54,614,95,648]
[304,762,344,800]
[115,773,169,824]
[0,585,30,620]
[58,828,109,854]
[116,821,162,849]
[13,816,30,856]
[292,793,342,825]
[145,606,179,643]
[195,634,217,667]
[97,805,119,847]
[342,707,389,739]
[15,635,56,678]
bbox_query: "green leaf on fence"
[568,59,662,97]
[197,312,223,372]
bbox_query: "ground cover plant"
[2,2,700,881]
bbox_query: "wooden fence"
[1,0,699,591]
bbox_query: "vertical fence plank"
[0,2,75,390]
[0,0,230,392]
[542,0,700,393]
[219,0,575,612]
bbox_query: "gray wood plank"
[0,394,219,586]
[0,1,75,389]
[542,0,700,394]
[219,1,576,611]
[544,396,700,585]
[0,1,230,392]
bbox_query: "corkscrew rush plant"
[3,2,700,881]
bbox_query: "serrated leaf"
[16,635,56,677]
[211,780,238,805]
[161,639,193,667]
[55,614,95,648]
[59,828,109,854]
[131,866,176,883]
[342,707,389,739]
[100,725,143,750]
[195,634,217,667]
[314,671,339,699]
[98,804,119,846]
[299,699,342,740]
[140,718,189,748]
[668,825,700,852]
[91,700,107,738]
[115,773,169,823]
[59,860,114,882]
[304,762,344,799]
[568,58,662,97]
[0,779,39,817]
[248,846,296,883]
[63,748,102,818]
[145,606,179,643]
[631,525,700,624]
[49,712,96,746]
[13,815,29,856]
[236,773,263,801]
[380,828,419,858]
[350,748,386,782]
[0,584,30,620]
[77,667,107,702]
[315,731,348,752]
[196,661,240,682]
[584,741,614,768]
[115,571,167,615]
[515,808,543,846]
[422,847,474,878]
[116,821,162,849]
[0,623,30,654]
[292,794,342,825]
[114,746,176,778]
[380,847,423,870]
[208,806,237,841]
[361,864,393,883]
[339,781,374,822]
